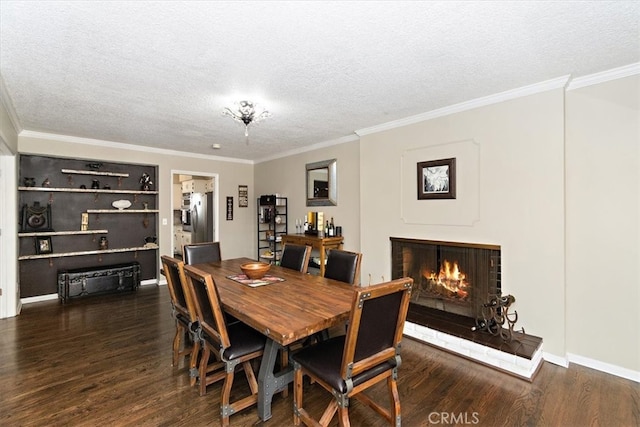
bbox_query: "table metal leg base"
[257,339,294,421]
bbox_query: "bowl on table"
[240,262,271,280]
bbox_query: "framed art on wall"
[35,236,53,254]
[417,157,456,200]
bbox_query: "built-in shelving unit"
[18,154,159,299]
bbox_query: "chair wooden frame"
[292,277,413,427]
[160,255,200,378]
[280,243,312,274]
[183,264,265,427]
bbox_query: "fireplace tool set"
[472,293,523,343]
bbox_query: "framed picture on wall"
[238,185,248,207]
[417,158,456,200]
[35,236,53,254]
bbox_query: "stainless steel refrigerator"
[186,192,214,243]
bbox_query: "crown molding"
[0,75,23,136]
[355,75,571,137]
[566,62,640,91]
[18,130,253,164]
[254,134,359,164]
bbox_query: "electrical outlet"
[162,218,168,225]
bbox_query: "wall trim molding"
[18,130,253,165]
[566,62,640,91]
[355,75,571,137]
[254,134,359,164]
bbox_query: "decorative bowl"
[112,199,132,210]
[241,262,271,280]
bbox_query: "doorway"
[171,171,219,259]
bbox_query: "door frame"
[171,170,219,255]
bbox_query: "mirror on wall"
[306,159,337,206]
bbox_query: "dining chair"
[323,249,363,286]
[160,256,200,369]
[291,277,413,427]
[279,243,312,274]
[182,264,266,426]
[183,241,222,265]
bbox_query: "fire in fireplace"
[390,238,500,321]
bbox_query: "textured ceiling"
[1,1,638,162]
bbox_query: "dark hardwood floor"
[1,286,637,426]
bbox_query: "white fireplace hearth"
[404,321,544,381]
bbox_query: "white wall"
[254,139,361,254]
[359,89,568,358]
[565,75,640,373]
[0,96,19,318]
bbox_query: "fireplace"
[391,237,500,321]
[391,237,543,380]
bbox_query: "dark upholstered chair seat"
[200,321,266,360]
[292,336,397,394]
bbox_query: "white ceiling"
[1,1,639,162]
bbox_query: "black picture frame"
[35,236,53,254]
[417,158,456,200]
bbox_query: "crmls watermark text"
[428,412,480,425]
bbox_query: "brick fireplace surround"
[391,237,543,381]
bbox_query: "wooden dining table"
[192,257,355,421]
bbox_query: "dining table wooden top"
[191,257,355,347]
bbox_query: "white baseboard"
[568,353,640,383]
[542,352,569,368]
[20,293,58,305]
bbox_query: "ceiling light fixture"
[222,100,271,138]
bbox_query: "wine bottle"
[329,217,335,236]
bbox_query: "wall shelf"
[18,246,157,260]
[61,168,129,177]
[18,230,108,237]
[86,209,159,214]
[18,186,158,195]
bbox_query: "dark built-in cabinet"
[18,155,159,298]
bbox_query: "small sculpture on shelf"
[23,177,36,187]
[99,236,109,250]
[41,177,51,187]
[139,173,153,191]
[86,162,103,170]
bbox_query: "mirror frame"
[306,159,337,206]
